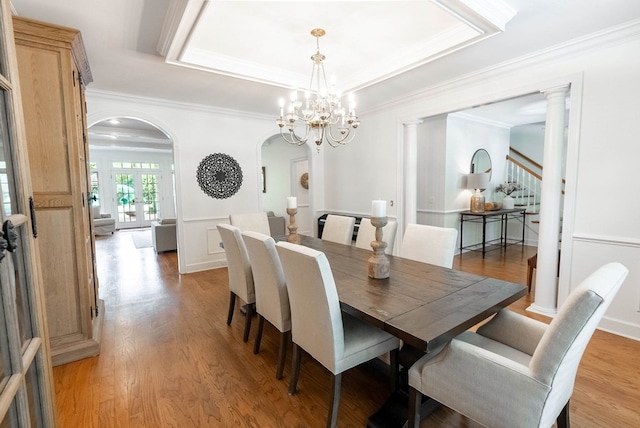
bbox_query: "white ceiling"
[10,0,640,148]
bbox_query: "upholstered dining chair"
[354,218,398,254]
[276,241,400,428]
[229,212,271,236]
[321,214,356,245]
[217,224,255,342]
[242,231,291,379]
[407,262,628,428]
[399,223,458,268]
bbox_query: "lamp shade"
[467,173,490,191]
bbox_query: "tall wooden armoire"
[13,16,102,366]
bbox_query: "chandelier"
[276,28,360,152]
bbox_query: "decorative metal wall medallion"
[196,153,243,199]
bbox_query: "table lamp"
[467,173,490,213]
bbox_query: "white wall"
[86,91,277,274]
[85,24,640,340]
[324,25,640,340]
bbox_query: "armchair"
[92,204,115,235]
[407,262,628,428]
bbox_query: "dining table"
[276,234,528,426]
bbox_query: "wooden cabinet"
[13,16,102,366]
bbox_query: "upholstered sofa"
[92,205,116,235]
[152,218,177,253]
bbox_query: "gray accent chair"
[151,218,176,253]
[242,231,291,379]
[355,218,398,254]
[92,204,115,235]
[407,262,628,428]
[320,214,356,245]
[399,223,458,268]
[276,241,400,428]
[218,224,255,342]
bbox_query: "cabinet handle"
[29,197,38,238]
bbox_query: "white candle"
[372,200,386,217]
[287,196,297,209]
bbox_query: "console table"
[459,208,526,257]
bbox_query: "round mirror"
[470,149,492,179]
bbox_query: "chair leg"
[276,330,290,380]
[289,343,302,395]
[243,303,255,343]
[389,348,399,391]
[327,373,342,428]
[407,386,422,428]
[253,315,264,354]
[226,292,236,325]
[557,399,570,428]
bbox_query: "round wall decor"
[300,172,309,189]
[196,153,243,199]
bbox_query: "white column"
[404,120,422,229]
[530,86,568,315]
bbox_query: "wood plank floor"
[52,231,640,427]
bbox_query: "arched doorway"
[261,135,313,236]
[87,117,176,229]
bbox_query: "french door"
[114,171,160,229]
[0,1,56,425]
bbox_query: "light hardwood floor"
[52,231,640,427]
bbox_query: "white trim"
[363,19,640,115]
[87,88,273,122]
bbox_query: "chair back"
[355,218,398,254]
[242,231,291,333]
[532,262,628,427]
[400,223,458,268]
[217,224,255,304]
[321,214,355,245]
[276,241,344,370]
[230,212,271,236]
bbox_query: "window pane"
[0,396,18,428]
[141,174,159,221]
[0,95,18,216]
[0,282,11,394]
[25,362,42,426]
[90,171,99,204]
[116,174,135,223]
[13,231,33,346]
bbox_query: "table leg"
[521,210,526,247]
[504,213,508,250]
[482,216,487,258]
[459,215,464,254]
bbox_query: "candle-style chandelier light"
[276,28,360,152]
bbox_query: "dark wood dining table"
[277,234,528,427]
[280,235,527,353]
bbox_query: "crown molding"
[364,19,640,115]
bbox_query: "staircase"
[503,148,565,241]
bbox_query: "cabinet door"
[13,16,99,366]
[0,0,56,424]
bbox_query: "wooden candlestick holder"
[368,216,389,279]
[286,208,300,244]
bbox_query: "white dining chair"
[407,262,628,428]
[229,212,271,236]
[242,231,291,379]
[399,223,458,268]
[218,223,255,342]
[276,241,399,428]
[321,214,355,245]
[354,218,398,254]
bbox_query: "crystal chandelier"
[276,28,360,152]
